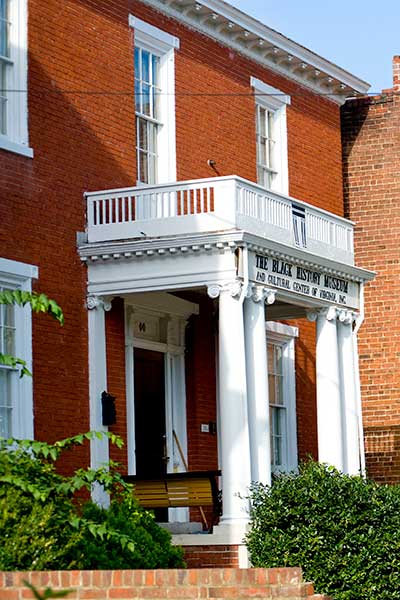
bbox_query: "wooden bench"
[123,470,221,529]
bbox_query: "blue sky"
[229,1,398,93]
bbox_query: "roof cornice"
[137,0,370,104]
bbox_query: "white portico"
[78,175,374,541]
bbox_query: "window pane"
[276,345,283,374]
[0,61,7,135]
[0,302,15,355]
[275,376,284,406]
[152,54,159,86]
[258,137,266,165]
[149,121,157,153]
[258,106,266,135]
[139,150,148,184]
[134,46,140,75]
[0,0,9,58]
[267,110,274,139]
[138,117,148,151]
[271,407,286,467]
[141,50,150,83]
[134,78,141,113]
[0,369,12,439]
[268,374,276,404]
[267,344,274,372]
[142,83,150,116]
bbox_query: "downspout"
[353,282,366,476]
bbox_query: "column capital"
[207,281,242,299]
[247,284,276,305]
[87,295,112,312]
[337,309,357,325]
[307,306,337,322]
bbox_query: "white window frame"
[251,76,289,195]
[130,16,179,184]
[0,257,38,439]
[0,0,33,158]
[266,321,298,473]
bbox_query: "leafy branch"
[0,290,64,376]
[0,289,64,325]
[0,353,31,377]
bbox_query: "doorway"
[134,348,167,478]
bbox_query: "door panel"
[134,348,166,477]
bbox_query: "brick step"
[1,568,332,600]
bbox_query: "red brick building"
[0,0,373,565]
[342,56,400,484]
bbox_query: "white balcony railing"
[85,176,354,264]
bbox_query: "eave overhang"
[136,0,370,104]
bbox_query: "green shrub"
[0,434,184,570]
[77,498,183,569]
[246,461,400,600]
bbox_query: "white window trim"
[130,15,178,184]
[0,0,33,158]
[251,76,289,196]
[0,257,38,439]
[266,321,298,473]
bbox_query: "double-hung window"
[266,322,298,473]
[251,77,290,195]
[0,0,10,135]
[135,47,161,184]
[256,104,276,190]
[0,258,37,440]
[0,0,32,157]
[130,16,179,185]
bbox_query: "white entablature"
[78,228,374,313]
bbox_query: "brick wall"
[0,568,332,599]
[0,0,344,473]
[342,56,400,482]
[293,320,318,462]
[106,298,128,471]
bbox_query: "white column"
[87,295,112,506]
[244,286,276,485]
[208,282,251,525]
[311,307,344,471]
[337,310,361,475]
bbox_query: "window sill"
[0,136,34,158]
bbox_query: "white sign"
[248,253,359,309]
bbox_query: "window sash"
[256,104,277,190]
[0,290,15,355]
[268,342,288,469]
[0,0,11,136]
[0,367,13,438]
[135,47,160,121]
[136,116,158,185]
[0,65,8,136]
[0,0,11,59]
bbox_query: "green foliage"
[76,498,184,569]
[246,461,400,600]
[0,433,184,571]
[0,289,64,376]
[0,289,64,325]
